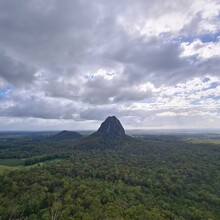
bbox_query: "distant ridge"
[93,116,125,137]
[52,130,82,141]
[70,116,138,149]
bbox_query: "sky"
[0,0,220,131]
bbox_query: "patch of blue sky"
[178,31,220,43]
[201,79,220,91]
[207,95,220,101]
[202,76,211,83]
[141,98,156,103]
[191,100,201,105]
[85,74,95,80]
[210,82,220,89]
[200,32,220,43]
[173,92,184,96]
[0,84,12,97]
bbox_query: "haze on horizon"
[0,0,220,131]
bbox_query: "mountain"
[94,116,125,137]
[50,116,128,148]
[52,130,82,141]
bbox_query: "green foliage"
[24,153,68,166]
[0,165,18,175]
[0,134,220,219]
[0,158,24,166]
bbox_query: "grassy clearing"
[0,165,19,175]
[0,158,64,174]
[0,158,25,166]
[26,158,64,168]
[187,139,220,145]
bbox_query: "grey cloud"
[0,0,117,68]
[80,105,121,121]
[0,0,218,91]
[1,95,79,120]
[109,37,185,71]
[80,76,120,104]
[113,87,152,102]
[181,13,203,37]
[0,49,36,86]
[79,104,158,122]
[79,102,220,129]
[0,0,219,127]
[197,57,220,76]
[105,36,203,86]
[80,75,153,104]
[42,76,82,101]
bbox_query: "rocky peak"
[96,116,125,137]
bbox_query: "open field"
[0,158,24,166]
[0,165,19,174]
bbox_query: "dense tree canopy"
[0,134,220,219]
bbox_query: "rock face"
[96,116,125,137]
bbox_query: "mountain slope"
[93,116,125,137]
[52,130,82,141]
[71,116,138,149]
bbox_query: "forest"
[0,132,220,219]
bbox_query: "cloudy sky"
[0,0,220,131]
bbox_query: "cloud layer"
[0,0,220,130]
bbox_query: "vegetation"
[0,158,24,166]
[52,130,82,141]
[0,165,18,175]
[0,133,219,219]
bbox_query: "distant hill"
[52,130,82,141]
[49,116,128,147]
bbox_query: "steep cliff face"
[96,116,125,137]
